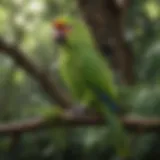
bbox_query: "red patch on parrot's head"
[52,19,72,34]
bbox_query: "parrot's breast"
[58,50,87,99]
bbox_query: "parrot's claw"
[66,104,87,118]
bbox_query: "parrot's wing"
[81,52,120,112]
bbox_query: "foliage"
[0,0,160,159]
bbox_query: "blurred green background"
[0,0,160,159]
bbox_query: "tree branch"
[0,38,73,109]
[0,114,160,135]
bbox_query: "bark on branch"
[0,115,160,135]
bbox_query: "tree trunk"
[77,0,135,85]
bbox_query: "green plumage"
[56,16,130,159]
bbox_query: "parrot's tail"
[89,86,130,159]
[89,85,130,159]
[102,108,131,160]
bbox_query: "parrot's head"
[52,16,72,45]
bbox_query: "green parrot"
[52,15,130,159]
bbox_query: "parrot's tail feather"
[103,110,130,160]
[98,91,120,112]
[91,86,121,113]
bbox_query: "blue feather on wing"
[90,86,121,113]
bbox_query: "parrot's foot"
[66,104,87,118]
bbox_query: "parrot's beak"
[52,21,71,45]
